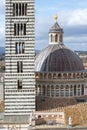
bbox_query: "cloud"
[0,28,4,34]
[35,16,51,40]
[65,42,87,51]
[35,39,48,50]
[35,8,87,51]
[0,0,5,15]
[67,9,87,26]
[0,0,5,46]
[0,28,5,46]
[64,35,87,43]
[0,0,5,7]
[63,25,87,37]
[60,9,87,26]
[63,35,87,51]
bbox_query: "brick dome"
[35,44,84,72]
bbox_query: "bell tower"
[5,0,35,123]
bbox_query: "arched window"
[59,34,62,42]
[74,85,76,96]
[51,35,53,42]
[58,73,61,78]
[42,86,45,96]
[82,84,84,95]
[55,34,58,42]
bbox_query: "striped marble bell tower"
[5,0,35,123]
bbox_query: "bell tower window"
[17,61,23,73]
[13,3,27,16]
[18,80,22,89]
[14,23,26,36]
[16,42,25,54]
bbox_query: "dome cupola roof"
[49,22,63,33]
[35,44,84,72]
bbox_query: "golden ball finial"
[54,15,58,21]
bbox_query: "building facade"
[34,18,87,126]
[5,0,35,122]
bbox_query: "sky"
[0,0,87,51]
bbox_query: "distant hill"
[75,51,87,55]
[0,47,5,55]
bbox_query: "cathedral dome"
[35,44,84,72]
[35,19,84,72]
